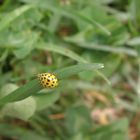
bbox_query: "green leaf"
[0,49,8,62]
[91,118,129,140]
[0,5,33,32]
[13,31,40,59]
[1,96,36,120]
[20,0,110,35]
[0,123,48,140]
[65,105,92,135]
[0,83,36,121]
[35,92,60,111]
[0,83,19,98]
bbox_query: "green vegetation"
[0,0,140,140]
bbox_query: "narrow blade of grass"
[37,42,87,63]
[0,63,104,106]
[0,79,41,106]
[137,62,140,99]
[55,63,104,79]
[64,39,138,57]
[127,37,140,46]
[76,12,111,35]
[95,70,111,85]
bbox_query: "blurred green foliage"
[0,0,140,140]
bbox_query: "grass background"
[0,0,140,140]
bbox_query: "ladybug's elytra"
[37,73,58,88]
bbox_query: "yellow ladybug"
[37,73,58,88]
